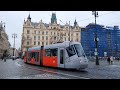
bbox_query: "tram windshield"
[66,45,76,57]
[74,44,86,57]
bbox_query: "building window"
[51,27,52,29]
[46,31,48,35]
[34,31,36,34]
[54,32,55,35]
[27,41,29,45]
[38,42,40,45]
[27,30,30,34]
[42,31,44,35]
[27,35,29,39]
[46,42,48,45]
[51,32,52,35]
[34,36,36,40]
[38,36,40,40]
[42,36,44,40]
[46,36,48,40]
[42,42,44,46]
[34,41,36,45]
[38,31,40,34]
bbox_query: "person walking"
[110,56,113,65]
[107,56,110,65]
[3,50,7,62]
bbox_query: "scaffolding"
[81,24,120,58]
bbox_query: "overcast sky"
[0,11,120,49]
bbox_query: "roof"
[28,41,81,51]
[31,22,39,27]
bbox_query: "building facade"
[81,23,120,57]
[9,47,19,57]
[21,13,81,52]
[0,21,10,58]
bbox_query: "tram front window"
[66,45,76,57]
[74,44,85,57]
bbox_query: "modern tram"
[23,41,88,70]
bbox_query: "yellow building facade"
[21,13,81,52]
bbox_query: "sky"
[0,11,120,50]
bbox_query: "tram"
[23,41,88,70]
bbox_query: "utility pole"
[69,21,70,41]
[12,33,17,56]
[92,11,99,65]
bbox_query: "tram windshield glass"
[74,44,86,57]
[66,45,76,57]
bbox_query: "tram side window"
[32,52,35,58]
[35,52,39,62]
[45,49,51,56]
[66,45,76,57]
[45,49,58,57]
[28,52,32,61]
[51,49,58,56]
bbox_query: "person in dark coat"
[2,50,7,62]
[107,57,110,65]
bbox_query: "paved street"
[1,58,120,79]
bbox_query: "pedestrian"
[1,54,4,60]
[117,57,119,61]
[107,57,110,65]
[3,50,7,62]
[110,56,113,65]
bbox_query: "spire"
[41,19,42,22]
[24,18,25,22]
[74,18,77,27]
[51,13,57,24]
[27,13,31,22]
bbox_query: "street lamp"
[12,33,17,56]
[92,11,99,65]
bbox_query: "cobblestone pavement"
[85,60,120,79]
[1,58,120,79]
[0,59,78,79]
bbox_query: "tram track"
[15,60,91,79]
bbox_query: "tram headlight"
[80,59,83,63]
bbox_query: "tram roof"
[28,41,80,51]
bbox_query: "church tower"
[51,13,57,24]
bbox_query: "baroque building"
[21,13,81,52]
[0,21,10,58]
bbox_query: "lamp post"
[92,11,99,65]
[12,33,17,56]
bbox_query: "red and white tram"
[23,41,88,70]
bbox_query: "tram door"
[59,48,65,68]
[27,52,31,62]
[34,51,39,65]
